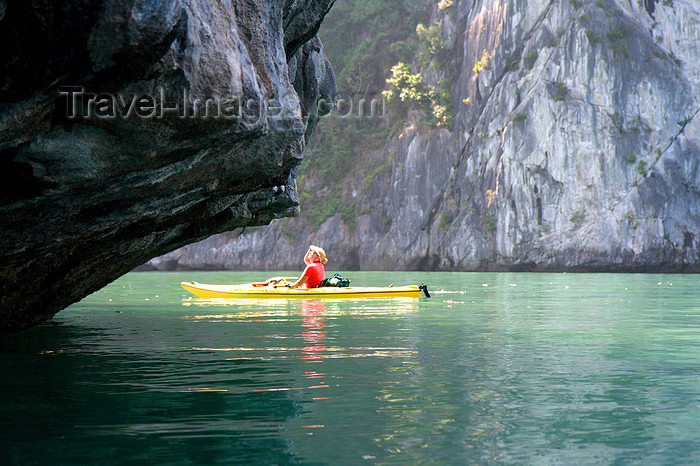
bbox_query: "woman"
[289,245,327,289]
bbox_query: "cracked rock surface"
[149,0,699,273]
[0,0,337,334]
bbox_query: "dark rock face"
[0,0,337,334]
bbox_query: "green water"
[2,271,700,464]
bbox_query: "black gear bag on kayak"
[319,273,351,287]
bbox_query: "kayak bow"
[181,281,430,299]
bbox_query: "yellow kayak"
[181,280,430,299]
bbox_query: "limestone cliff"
[0,0,337,334]
[151,0,699,273]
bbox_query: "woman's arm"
[289,269,310,288]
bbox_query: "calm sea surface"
[2,271,700,464]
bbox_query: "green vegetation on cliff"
[318,0,429,102]
[296,0,455,231]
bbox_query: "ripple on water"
[1,271,700,464]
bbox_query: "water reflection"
[301,299,327,363]
[182,296,420,315]
[180,297,421,398]
[5,271,700,463]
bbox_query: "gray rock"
[0,0,337,334]
[151,0,699,274]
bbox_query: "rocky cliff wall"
[0,0,337,333]
[146,0,699,273]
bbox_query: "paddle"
[252,276,296,287]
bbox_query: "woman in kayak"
[289,245,327,289]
